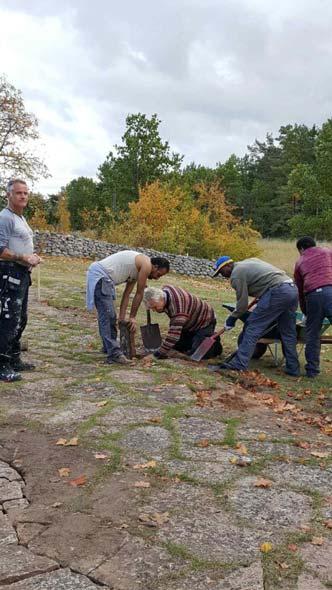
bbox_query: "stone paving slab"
[122,426,171,457]
[137,384,194,403]
[44,400,100,426]
[157,561,264,589]
[228,476,313,532]
[167,458,238,484]
[265,463,332,495]
[110,369,155,384]
[0,545,58,585]
[99,406,162,428]
[2,568,110,589]
[0,513,17,546]
[89,535,187,590]
[157,510,265,563]
[0,480,23,503]
[178,417,226,443]
[3,499,29,513]
[0,461,23,482]
[300,539,332,583]
[297,573,327,590]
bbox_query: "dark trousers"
[94,278,122,360]
[0,262,30,366]
[228,283,300,374]
[305,286,332,376]
[174,319,222,359]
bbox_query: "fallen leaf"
[260,542,273,553]
[51,502,63,508]
[138,513,157,527]
[198,439,209,448]
[311,536,324,546]
[148,417,161,424]
[299,524,311,533]
[153,511,170,525]
[324,520,332,529]
[138,511,169,527]
[296,441,311,449]
[94,453,108,460]
[96,400,108,407]
[55,438,67,446]
[288,544,298,552]
[134,481,150,488]
[254,478,273,488]
[257,433,267,441]
[310,451,329,458]
[69,474,87,487]
[66,437,79,446]
[58,467,71,477]
[236,443,248,455]
[133,460,157,470]
[278,562,289,570]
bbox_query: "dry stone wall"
[33,231,216,278]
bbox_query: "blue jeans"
[305,286,332,376]
[94,278,122,360]
[228,283,300,374]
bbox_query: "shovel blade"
[190,335,216,362]
[140,323,162,352]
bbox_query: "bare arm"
[129,263,151,319]
[119,280,136,320]
[0,247,41,267]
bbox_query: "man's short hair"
[150,256,170,271]
[6,179,28,194]
[143,287,165,306]
[296,236,316,251]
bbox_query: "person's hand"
[128,317,137,333]
[224,315,237,331]
[22,253,42,267]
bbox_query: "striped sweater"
[158,285,215,356]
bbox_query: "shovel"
[140,310,162,352]
[190,328,225,361]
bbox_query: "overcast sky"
[0,0,331,194]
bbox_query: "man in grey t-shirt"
[0,179,41,382]
[209,256,300,376]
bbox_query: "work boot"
[106,354,133,365]
[10,358,36,371]
[0,365,22,382]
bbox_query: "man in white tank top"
[86,251,169,364]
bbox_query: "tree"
[98,113,183,211]
[0,75,49,198]
[66,177,98,230]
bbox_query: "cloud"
[0,0,332,193]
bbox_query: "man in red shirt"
[294,236,332,378]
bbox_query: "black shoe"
[11,359,36,371]
[208,363,241,372]
[0,365,22,382]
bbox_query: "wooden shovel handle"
[147,309,151,324]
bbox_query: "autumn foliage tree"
[0,75,49,200]
[102,180,260,259]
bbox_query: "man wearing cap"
[210,256,300,375]
[294,236,332,378]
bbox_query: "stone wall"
[33,231,216,278]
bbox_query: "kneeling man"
[143,285,222,359]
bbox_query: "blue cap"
[212,255,233,277]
